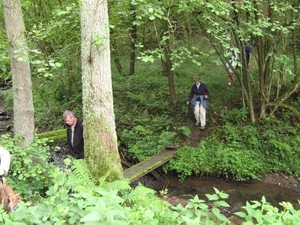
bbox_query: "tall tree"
[81,0,123,180]
[2,0,35,145]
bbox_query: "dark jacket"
[66,117,84,159]
[188,83,209,102]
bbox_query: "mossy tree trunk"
[3,0,35,146]
[81,0,123,181]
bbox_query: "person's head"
[63,110,77,126]
[194,76,200,84]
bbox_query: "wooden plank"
[123,149,177,182]
[37,129,66,142]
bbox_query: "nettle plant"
[235,196,300,225]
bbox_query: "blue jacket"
[190,95,209,109]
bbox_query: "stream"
[137,173,300,217]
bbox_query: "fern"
[64,159,97,192]
[102,179,131,191]
[123,183,156,205]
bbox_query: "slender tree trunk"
[129,2,137,75]
[3,0,35,145]
[162,19,177,106]
[113,54,123,75]
[111,41,123,75]
[81,0,123,181]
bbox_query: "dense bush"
[0,134,56,199]
[167,139,266,182]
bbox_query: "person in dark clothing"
[63,110,84,159]
[186,76,209,129]
[245,43,252,67]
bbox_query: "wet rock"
[166,195,189,207]
[49,142,69,168]
[261,173,300,192]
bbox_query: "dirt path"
[181,113,210,147]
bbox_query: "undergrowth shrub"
[0,134,56,199]
[120,123,177,161]
[113,73,170,121]
[257,116,300,177]
[167,138,266,181]
[219,108,249,125]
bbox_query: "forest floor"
[180,109,212,147]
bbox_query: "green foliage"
[168,110,300,181]
[114,72,170,115]
[0,134,56,199]
[177,126,191,137]
[19,2,82,131]
[219,108,249,125]
[168,138,265,181]
[172,189,230,225]
[120,123,177,161]
[1,3,299,224]
[2,157,300,224]
[0,159,174,224]
[235,196,300,225]
[0,159,236,225]
[62,158,97,192]
[0,16,11,85]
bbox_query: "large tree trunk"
[81,0,123,181]
[3,0,35,145]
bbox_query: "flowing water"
[140,174,300,214]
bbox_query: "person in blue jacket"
[186,76,209,130]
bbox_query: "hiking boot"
[200,126,205,130]
[195,121,199,126]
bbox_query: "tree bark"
[129,2,137,76]
[2,0,35,145]
[81,0,123,181]
[162,19,177,106]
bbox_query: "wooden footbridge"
[38,130,178,181]
[123,146,178,182]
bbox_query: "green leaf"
[80,211,102,223]
[205,193,219,201]
[234,211,247,218]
